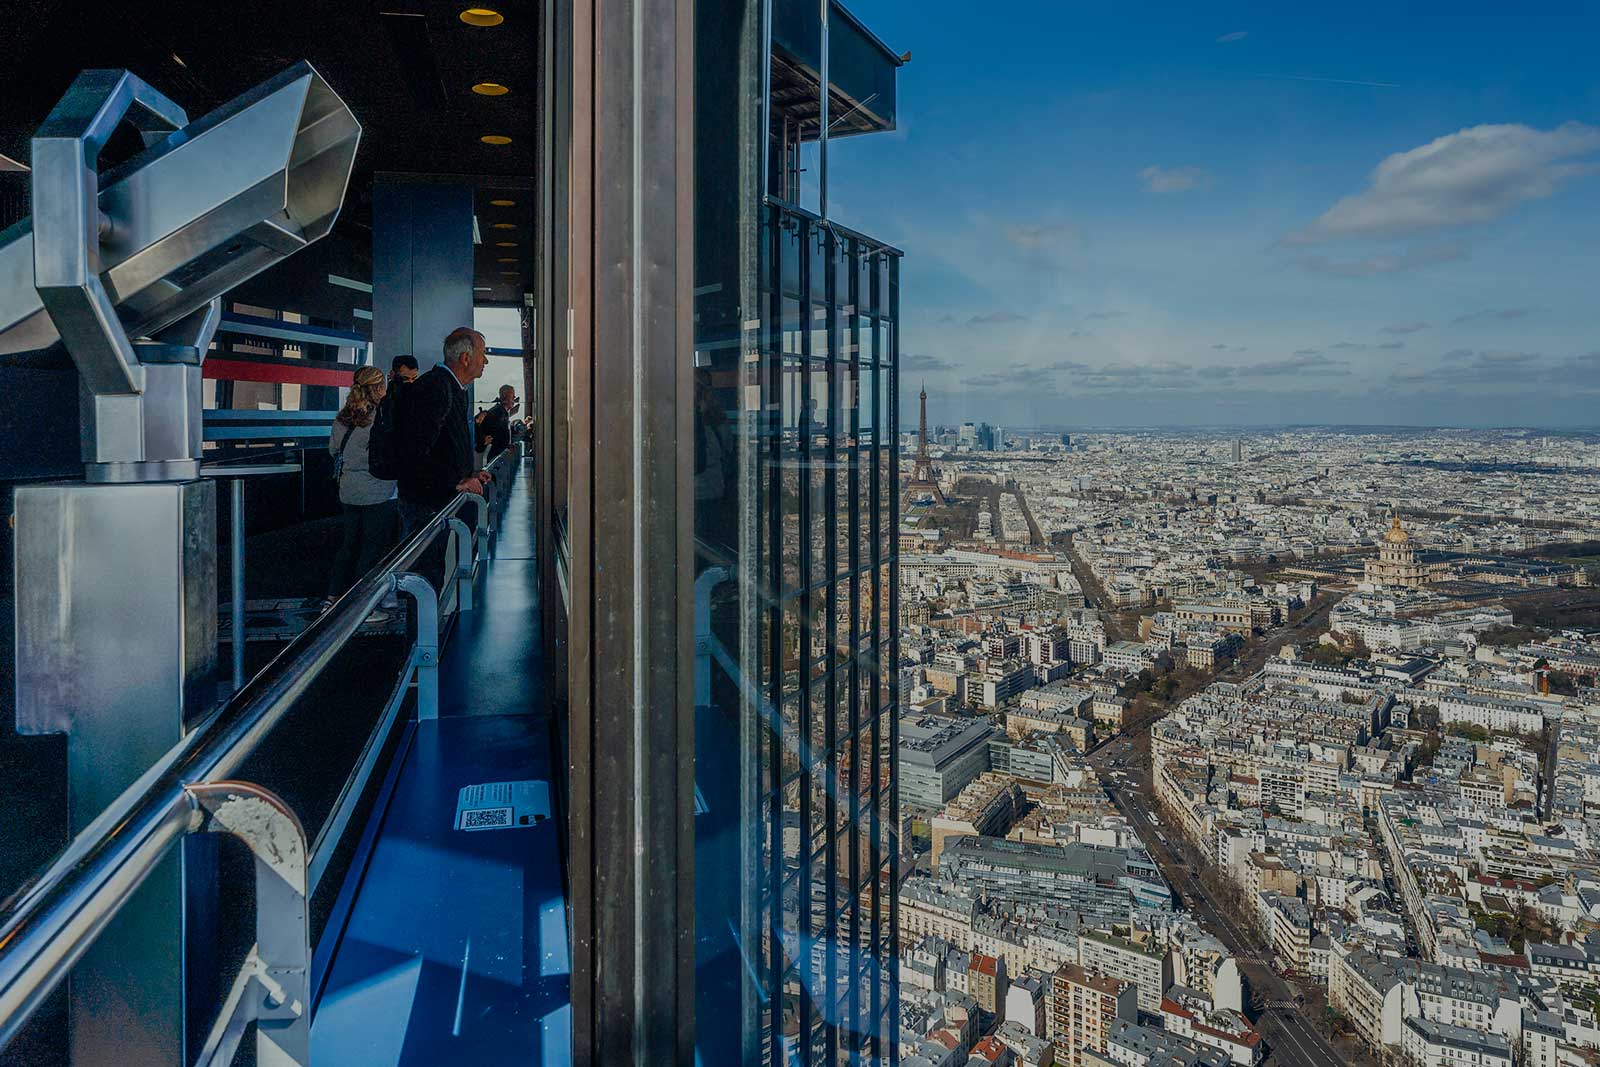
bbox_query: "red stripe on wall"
[203,359,356,387]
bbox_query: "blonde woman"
[325,366,399,609]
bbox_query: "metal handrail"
[0,447,519,1054]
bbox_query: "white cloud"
[1383,321,1429,334]
[1454,306,1539,323]
[1216,31,1248,43]
[1289,122,1600,243]
[1237,352,1348,377]
[1003,222,1082,250]
[903,353,956,372]
[1138,165,1212,194]
[1299,244,1467,276]
[967,311,1028,326]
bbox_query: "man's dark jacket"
[479,401,511,459]
[397,364,473,507]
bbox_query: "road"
[1087,731,1359,1067]
[1009,483,1044,546]
[1217,594,1337,683]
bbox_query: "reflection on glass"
[697,201,899,1063]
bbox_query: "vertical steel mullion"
[845,240,863,1066]
[577,0,694,1055]
[565,0,597,1054]
[821,228,840,1064]
[817,0,829,220]
[759,0,773,202]
[865,254,885,1065]
[766,205,786,1065]
[885,252,902,1063]
[794,215,816,1067]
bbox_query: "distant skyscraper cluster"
[957,421,1004,451]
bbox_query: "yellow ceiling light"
[491,222,516,230]
[497,256,517,263]
[489,198,516,207]
[480,134,512,145]
[472,82,510,97]
[459,8,504,27]
[494,240,517,248]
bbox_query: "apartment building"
[979,660,1040,709]
[901,879,981,952]
[1078,929,1171,1015]
[968,951,1009,1016]
[902,714,1001,808]
[931,773,1023,866]
[1400,1017,1513,1067]
[1159,990,1265,1066]
[1050,963,1137,1067]
[1436,690,1546,735]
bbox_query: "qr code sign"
[453,780,548,832]
[460,807,513,831]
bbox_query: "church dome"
[1383,514,1410,544]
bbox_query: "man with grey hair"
[475,383,519,460]
[396,326,491,538]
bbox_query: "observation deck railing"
[0,445,523,1066]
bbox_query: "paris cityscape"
[888,390,1600,1067]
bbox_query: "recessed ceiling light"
[494,241,517,247]
[480,134,512,146]
[459,8,504,27]
[491,222,516,230]
[500,270,518,276]
[497,256,518,263]
[489,198,516,207]
[472,82,510,97]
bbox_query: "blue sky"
[828,1,1600,428]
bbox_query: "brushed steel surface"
[12,478,216,1064]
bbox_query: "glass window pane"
[809,302,829,363]
[780,219,803,298]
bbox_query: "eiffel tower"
[908,381,945,503]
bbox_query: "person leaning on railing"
[395,327,495,587]
[475,383,519,462]
[324,365,401,618]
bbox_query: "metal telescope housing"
[0,61,360,480]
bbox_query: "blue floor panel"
[312,716,569,1065]
[313,462,568,1065]
[439,556,544,719]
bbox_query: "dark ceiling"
[0,0,539,309]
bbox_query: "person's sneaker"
[367,609,392,625]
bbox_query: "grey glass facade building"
[538,0,905,1061]
[756,205,901,1062]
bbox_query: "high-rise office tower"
[1231,438,1243,463]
